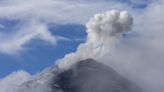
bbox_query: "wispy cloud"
[0,20,56,54]
[0,0,131,54]
[0,24,5,28]
[0,0,130,23]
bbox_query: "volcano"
[18,59,142,92]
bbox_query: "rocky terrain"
[18,59,142,92]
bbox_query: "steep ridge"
[18,59,142,92]
[53,59,142,92]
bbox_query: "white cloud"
[0,70,31,92]
[129,0,153,5]
[0,0,129,54]
[57,0,164,92]
[57,10,133,70]
[0,0,129,24]
[0,20,56,54]
[0,24,5,28]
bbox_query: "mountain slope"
[18,59,142,92]
[53,59,142,92]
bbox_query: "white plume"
[57,10,133,70]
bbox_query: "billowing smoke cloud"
[57,10,133,70]
[57,2,164,91]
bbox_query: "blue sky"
[0,23,86,78]
[0,0,156,78]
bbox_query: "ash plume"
[57,10,133,70]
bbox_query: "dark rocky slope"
[52,59,142,92]
[19,59,142,92]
